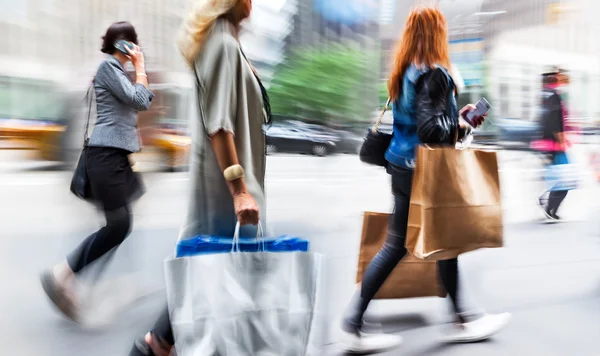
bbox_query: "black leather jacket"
[414,68,467,145]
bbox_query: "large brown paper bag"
[406,146,504,261]
[356,212,445,299]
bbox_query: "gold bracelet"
[223,164,245,182]
[137,73,147,77]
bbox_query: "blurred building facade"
[378,0,412,81]
[67,0,191,89]
[0,0,302,120]
[241,0,298,85]
[0,0,192,90]
[375,0,600,123]
[484,0,600,122]
[289,0,380,47]
[285,0,383,114]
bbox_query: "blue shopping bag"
[554,152,569,165]
[546,152,578,191]
[175,223,309,258]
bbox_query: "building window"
[522,84,530,119]
[500,83,510,117]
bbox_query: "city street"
[1,149,599,355]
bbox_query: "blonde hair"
[178,0,242,66]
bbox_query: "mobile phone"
[114,40,134,55]
[464,97,491,127]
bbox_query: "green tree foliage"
[379,80,388,105]
[268,44,375,123]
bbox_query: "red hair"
[387,6,451,100]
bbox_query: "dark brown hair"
[542,72,558,85]
[101,21,139,54]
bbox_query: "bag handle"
[371,97,391,133]
[231,222,264,252]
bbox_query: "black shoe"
[537,199,554,220]
[551,212,561,220]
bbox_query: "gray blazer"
[87,56,154,153]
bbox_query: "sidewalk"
[7,219,598,356]
[296,217,600,349]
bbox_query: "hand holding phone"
[115,40,145,70]
[114,40,134,55]
[461,97,491,127]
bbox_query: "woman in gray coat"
[41,21,154,321]
[130,0,271,354]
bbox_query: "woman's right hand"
[233,191,260,225]
[125,44,145,71]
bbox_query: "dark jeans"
[343,164,465,332]
[543,152,569,215]
[152,307,174,346]
[547,190,568,215]
[67,205,132,274]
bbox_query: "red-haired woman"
[341,6,511,354]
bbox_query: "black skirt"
[85,146,145,211]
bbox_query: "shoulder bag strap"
[239,49,272,125]
[372,97,391,133]
[83,78,95,146]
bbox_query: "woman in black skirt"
[40,21,154,321]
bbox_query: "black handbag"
[70,83,94,201]
[359,98,392,167]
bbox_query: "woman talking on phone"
[41,21,154,321]
[129,0,271,354]
[340,7,511,354]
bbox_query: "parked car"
[286,120,364,154]
[495,118,540,149]
[265,125,337,156]
[332,129,364,154]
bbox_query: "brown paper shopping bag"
[406,146,504,261]
[356,212,445,299]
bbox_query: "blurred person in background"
[536,69,570,220]
[340,6,511,354]
[40,21,154,321]
[129,0,271,354]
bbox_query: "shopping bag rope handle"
[232,222,264,252]
[423,142,468,151]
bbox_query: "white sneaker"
[340,330,403,354]
[441,313,512,343]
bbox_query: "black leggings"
[67,206,132,274]
[543,152,569,215]
[343,164,465,332]
[547,190,568,215]
[152,307,174,346]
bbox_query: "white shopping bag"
[164,224,323,356]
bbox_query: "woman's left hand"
[459,104,486,128]
[125,44,145,71]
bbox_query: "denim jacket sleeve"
[414,68,463,145]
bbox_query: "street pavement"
[0,148,599,355]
